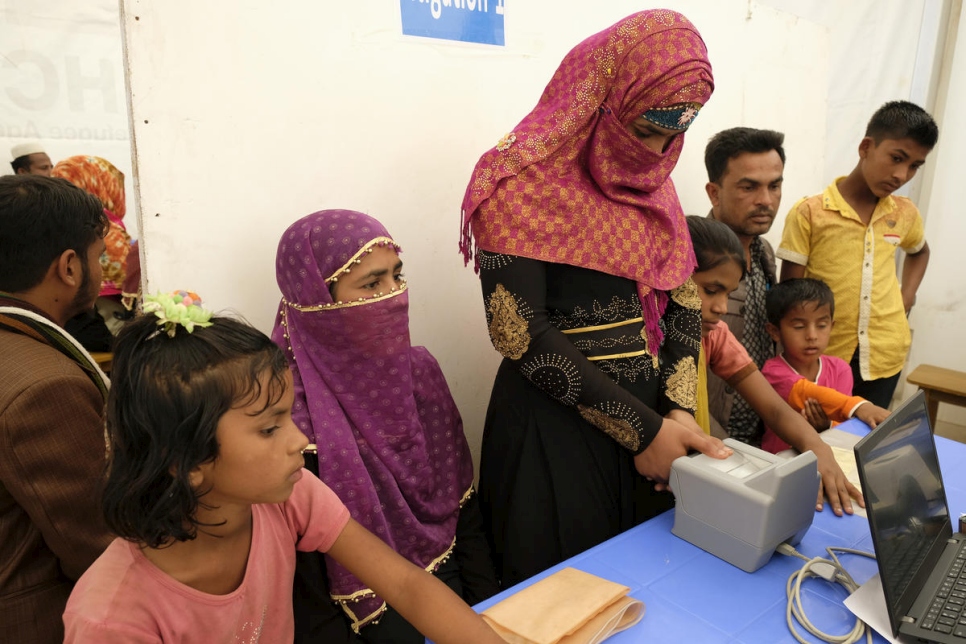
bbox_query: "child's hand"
[801,398,831,431]
[810,440,864,516]
[854,402,890,428]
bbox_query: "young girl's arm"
[734,370,864,516]
[327,518,504,644]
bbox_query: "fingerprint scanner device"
[669,438,820,572]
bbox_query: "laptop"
[854,390,966,642]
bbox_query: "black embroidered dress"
[476,251,702,586]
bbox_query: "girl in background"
[63,295,501,644]
[686,216,864,514]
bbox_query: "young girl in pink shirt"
[686,217,863,516]
[63,294,501,644]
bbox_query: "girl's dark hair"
[103,313,288,548]
[686,215,746,276]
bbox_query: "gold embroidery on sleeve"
[578,405,640,452]
[670,278,702,310]
[486,283,531,360]
[665,356,697,411]
[520,353,581,405]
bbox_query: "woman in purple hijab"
[272,210,497,642]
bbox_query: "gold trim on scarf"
[560,317,643,334]
[339,599,386,633]
[121,290,140,312]
[334,535,459,633]
[586,348,650,361]
[284,282,408,312]
[325,236,399,284]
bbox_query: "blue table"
[473,422,966,643]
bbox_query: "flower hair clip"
[143,290,213,338]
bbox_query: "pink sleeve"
[65,618,161,644]
[283,470,351,553]
[705,324,756,385]
[761,357,803,405]
[820,355,854,396]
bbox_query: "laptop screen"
[854,391,953,634]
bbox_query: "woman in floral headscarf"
[52,155,132,334]
[273,210,498,642]
[460,9,731,586]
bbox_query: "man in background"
[0,175,113,643]
[703,127,785,444]
[10,141,53,176]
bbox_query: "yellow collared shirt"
[776,178,925,380]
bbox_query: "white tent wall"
[117,0,951,462]
[118,0,835,469]
[0,1,137,239]
[760,1,944,192]
[906,2,966,426]
[2,1,955,459]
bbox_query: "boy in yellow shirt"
[777,101,937,408]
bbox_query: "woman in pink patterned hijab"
[460,10,731,586]
[461,9,713,352]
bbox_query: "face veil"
[460,9,713,352]
[272,209,474,630]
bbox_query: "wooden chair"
[91,351,113,375]
[906,364,966,429]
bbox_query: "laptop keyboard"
[885,535,932,593]
[921,550,966,637]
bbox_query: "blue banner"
[400,0,505,46]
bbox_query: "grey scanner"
[669,438,820,572]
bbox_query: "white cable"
[776,543,877,644]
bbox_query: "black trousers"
[850,349,902,409]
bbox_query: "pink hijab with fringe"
[460,9,713,352]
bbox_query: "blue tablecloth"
[473,421,966,643]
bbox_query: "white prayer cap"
[10,141,46,160]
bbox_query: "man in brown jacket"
[0,175,113,643]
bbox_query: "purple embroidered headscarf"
[272,210,474,630]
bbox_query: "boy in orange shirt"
[778,101,937,407]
